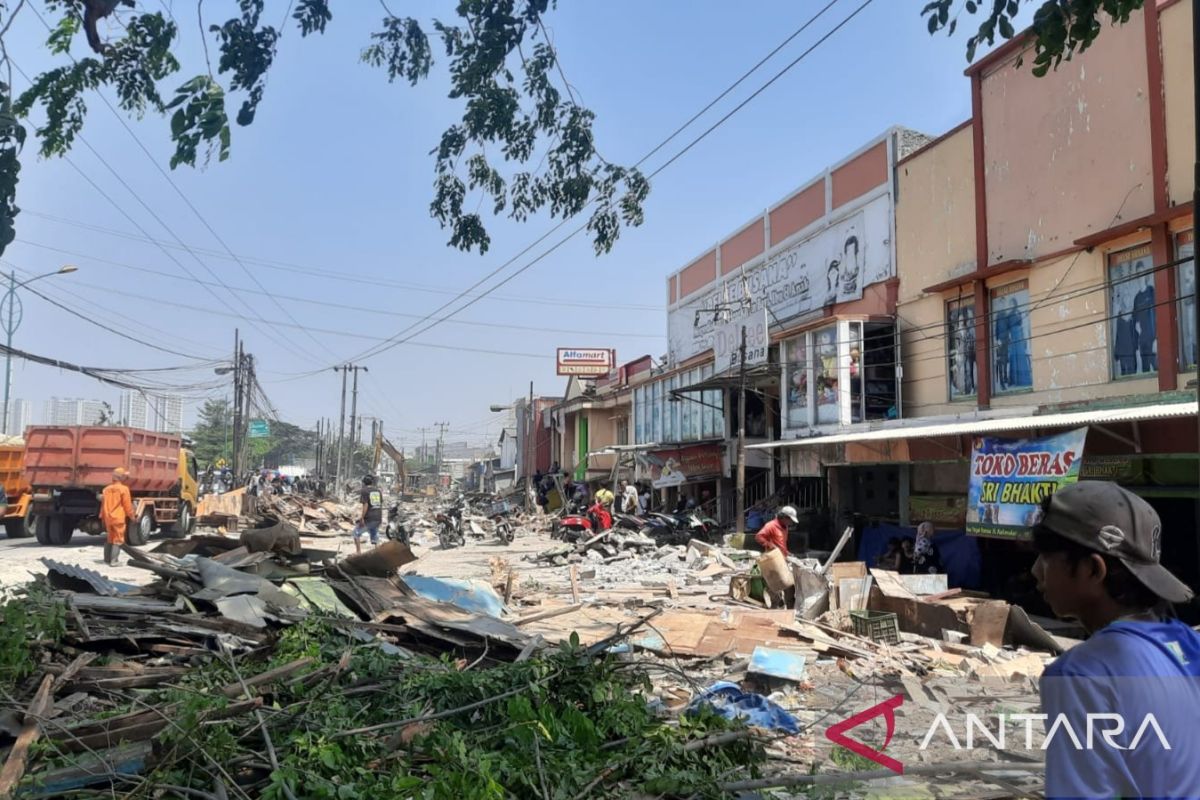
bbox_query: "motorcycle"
[384,503,410,546]
[487,499,515,545]
[436,498,465,550]
[554,501,612,543]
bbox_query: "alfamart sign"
[667,193,893,365]
[556,348,615,376]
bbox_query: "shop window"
[1178,231,1195,372]
[946,296,977,400]
[990,280,1033,393]
[1108,244,1157,379]
[783,335,810,429]
[616,417,629,446]
[862,322,898,420]
[814,326,839,425]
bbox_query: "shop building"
[754,2,1199,609]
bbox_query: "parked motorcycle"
[436,497,465,550]
[487,498,515,545]
[384,503,410,546]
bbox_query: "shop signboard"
[909,494,968,529]
[556,348,615,376]
[966,428,1088,539]
[641,444,723,489]
[668,193,892,365]
[712,309,769,374]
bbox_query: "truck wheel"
[35,515,73,546]
[5,509,32,539]
[127,511,153,547]
[167,502,193,538]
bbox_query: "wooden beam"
[0,674,54,798]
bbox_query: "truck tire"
[126,511,153,547]
[167,502,193,538]
[35,515,74,546]
[4,509,32,539]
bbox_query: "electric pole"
[231,329,243,480]
[435,421,449,482]
[525,381,534,512]
[347,366,367,477]
[735,324,747,536]
[333,366,348,494]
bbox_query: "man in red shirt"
[755,505,799,558]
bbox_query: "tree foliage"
[0,0,646,264]
[189,397,232,466]
[922,0,1146,75]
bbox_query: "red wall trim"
[1151,224,1179,390]
[970,73,991,408]
[1144,0,1170,213]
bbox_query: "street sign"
[248,420,270,438]
[712,309,769,374]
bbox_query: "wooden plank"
[0,674,54,797]
[51,653,97,693]
[569,566,580,605]
[218,657,315,698]
[515,604,584,626]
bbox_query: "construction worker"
[100,467,134,566]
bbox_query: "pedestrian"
[594,484,614,509]
[100,467,135,566]
[620,479,640,515]
[353,475,383,554]
[909,521,943,574]
[638,483,651,515]
[1032,481,1200,798]
[754,506,799,558]
[571,479,589,510]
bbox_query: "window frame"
[1176,230,1195,372]
[945,295,977,402]
[989,279,1034,395]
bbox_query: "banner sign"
[556,348,615,376]
[712,309,769,374]
[640,444,723,489]
[966,428,1088,539]
[909,494,968,529]
[668,192,892,364]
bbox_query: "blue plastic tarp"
[685,681,800,734]
[399,575,507,617]
[856,524,982,589]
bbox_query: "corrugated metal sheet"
[40,558,128,596]
[750,401,1198,450]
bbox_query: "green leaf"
[999,16,1015,38]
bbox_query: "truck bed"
[24,426,181,493]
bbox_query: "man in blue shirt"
[1032,481,1200,799]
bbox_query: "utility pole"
[525,381,535,512]
[231,329,242,480]
[240,351,255,473]
[736,324,747,536]
[435,421,449,481]
[346,366,368,478]
[315,419,323,480]
[333,366,348,494]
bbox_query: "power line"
[16,215,663,312]
[11,240,665,340]
[311,0,881,373]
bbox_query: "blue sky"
[2,0,991,450]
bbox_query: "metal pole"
[231,330,242,480]
[525,381,534,512]
[1,271,14,435]
[349,366,364,478]
[736,324,747,535]
[335,366,347,493]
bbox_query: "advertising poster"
[966,428,1088,539]
[639,445,723,489]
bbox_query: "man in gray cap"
[1031,481,1200,799]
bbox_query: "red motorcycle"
[554,501,611,542]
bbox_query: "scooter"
[384,503,410,546]
[486,498,515,545]
[436,498,465,550]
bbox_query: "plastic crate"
[850,609,900,645]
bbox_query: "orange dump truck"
[0,442,32,538]
[25,426,198,546]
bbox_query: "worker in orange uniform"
[754,505,800,559]
[100,467,135,566]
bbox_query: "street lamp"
[1,265,79,434]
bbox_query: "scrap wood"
[515,603,585,626]
[0,673,54,798]
[50,652,97,693]
[218,657,315,698]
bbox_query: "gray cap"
[1039,481,1193,604]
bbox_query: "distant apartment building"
[3,398,30,436]
[119,391,184,433]
[44,397,106,426]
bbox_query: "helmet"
[362,475,375,486]
[779,505,799,524]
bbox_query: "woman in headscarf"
[910,521,943,575]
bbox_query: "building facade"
[43,397,106,426]
[119,391,184,433]
[3,398,30,436]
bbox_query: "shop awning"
[749,401,1198,449]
